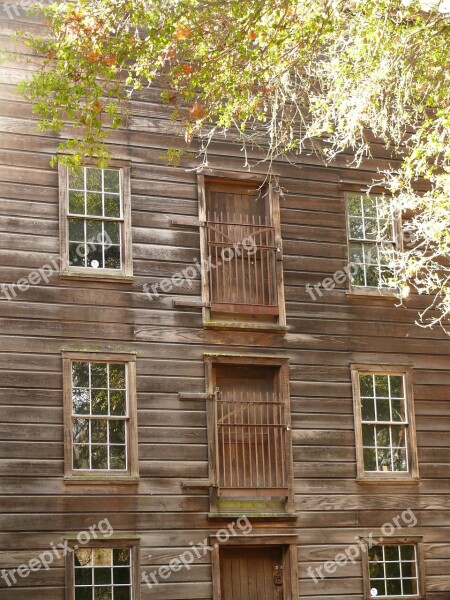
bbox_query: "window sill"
[204,321,289,334]
[64,476,139,485]
[60,270,134,283]
[357,476,420,485]
[346,287,398,301]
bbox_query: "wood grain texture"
[1,10,450,600]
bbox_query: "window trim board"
[361,537,425,600]
[65,536,140,600]
[62,351,139,482]
[351,364,419,483]
[59,162,133,281]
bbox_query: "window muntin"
[67,167,122,271]
[368,544,419,597]
[347,194,396,288]
[359,373,408,473]
[74,547,132,600]
[71,361,128,471]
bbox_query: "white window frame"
[63,351,138,482]
[346,193,400,291]
[59,161,133,281]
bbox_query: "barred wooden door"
[220,548,284,600]
[206,184,279,315]
[214,366,288,496]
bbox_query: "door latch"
[273,565,284,586]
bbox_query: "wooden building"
[1,8,450,600]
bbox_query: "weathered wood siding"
[0,10,450,600]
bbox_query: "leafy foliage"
[18,0,450,330]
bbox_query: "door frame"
[210,534,298,600]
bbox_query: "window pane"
[351,263,365,286]
[72,362,90,388]
[384,546,400,561]
[391,426,407,447]
[104,245,121,270]
[94,568,111,585]
[365,265,380,287]
[86,245,104,269]
[73,444,89,469]
[386,578,402,595]
[391,399,406,422]
[75,588,92,600]
[402,578,417,595]
[86,219,102,244]
[113,567,131,584]
[368,546,383,562]
[400,546,415,561]
[363,196,377,217]
[75,549,93,567]
[360,374,374,397]
[376,398,390,421]
[69,167,85,190]
[86,168,102,191]
[349,242,364,263]
[110,445,126,469]
[390,376,404,398]
[363,448,377,471]
[69,242,86,268]
[91,363,108,388]
[348,194,363,216]
[86,192,103,216]
[362,424,375,446]
[375,426,390,446]
[369,560,384,579]
[110,391,126,416]
[69,219,85,242]
[109,364,126,389]
[94,587,112,600]
[104,194,121,218]
[73,419,89,443]
[104,170,120,193]
[377,448,392,471]
[104,221,120,245]
[73,389,90,415]
[109,420,125,444]
[361,397,375,421]
[91,445,108,469]
[364,218,378,240]
[91,390,108,415]
[91,420,107,443]
[113,549,130,565]
[349,217,364,239]
[114,588,131,600]
[69,191,85,214]
[375,375,390,398]
[369,580,386,597]
[94,549,112,566]
[392,448,408,471]
[385,561,400,578]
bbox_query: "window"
[347,193,398,289]
[66,540,140,600]
[198,175,286,328]
[59,162,132,280]
[362,541,424,599]
[205,356,294,514]
[352,366,419,482]
[63,352,138,481]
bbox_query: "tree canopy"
[18,0,450,331]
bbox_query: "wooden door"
[220,547,285,600]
